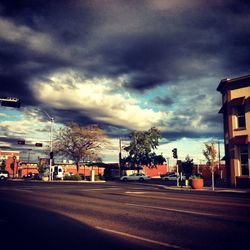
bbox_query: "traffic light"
[50,151,54,159]
[35,143,43,147]
[17,140,25,145]
[172,148,178,159]
[1,97,21,108]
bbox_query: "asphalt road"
[0,180,250,250]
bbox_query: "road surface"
[0,180,249,250]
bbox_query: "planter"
[42,176,49,181]
[191,178,204,189]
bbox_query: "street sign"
[17,140,25,145]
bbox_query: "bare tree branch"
[53,122,107,172]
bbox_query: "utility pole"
[27,149,32,175]
[119,137,122,177]
[166,157,170,172]
[43,110,54,181]
[49,117,54,181]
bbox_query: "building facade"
[217,75,250,187]
[0,150,20,177]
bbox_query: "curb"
[142,182,250,194]
[161,185,250,194]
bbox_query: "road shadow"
[0,196,163,250]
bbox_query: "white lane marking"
[13,188,34,193]
[81,187,121,191]
[125,191,148,194]
[125,203,219,217]
[96,226,187,250]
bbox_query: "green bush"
[190,174,203,179]
[64,174,82,181]
[95,175,101,181]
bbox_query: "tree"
[203,139,217,191]
[1,160,6,171]
[181,155,194,179]
[54,122,106,173]
[122,127,164,169]
[37,157,48,176]
[10,162,15,178]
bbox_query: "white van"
[52,165,64,180]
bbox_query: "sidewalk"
[144,179,250,194]
[161,185,250,194]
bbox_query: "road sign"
[17,140,25,145]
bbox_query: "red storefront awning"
[229,96,246,107]
[231,135,249,145]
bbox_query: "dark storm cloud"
[152,96,174,106]
[1,0,249,93]
[0,0,249,142]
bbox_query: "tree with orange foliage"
[203,139,217,191]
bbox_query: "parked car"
[23,173,41,180]
[161,172,186,181]
[160,172,175,178]
[120,173,151,182]
[0,170,9,180]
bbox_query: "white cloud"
[31,71,168,130]
[0,108,53,145]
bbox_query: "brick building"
[0,150,20,177]
[217,74,250,187]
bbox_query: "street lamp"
[43,111,54,181]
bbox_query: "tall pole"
[119,138,122,177]
[42,110,54,181]
[166,157,170,172]
[176,159,179,187]
[27,149,32,175]
[49,117,54,181]
[218,140,221,171]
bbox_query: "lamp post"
[49,117,54,181]
[43,111,54,181]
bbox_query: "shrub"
[64,174,82,181]
[190,174,203,179]
[95,175,103,181]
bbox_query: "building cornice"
[217,74,250,93]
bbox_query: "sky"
[0,0,249,165]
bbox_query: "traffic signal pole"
[0,97,21,108]
[172,148,179,187]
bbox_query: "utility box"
[90,169,95,182]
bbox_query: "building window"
[236,106,246,128]
[239,145,249,176]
